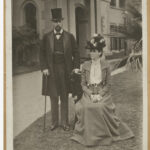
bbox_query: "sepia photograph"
[4,0,148,149]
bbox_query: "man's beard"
[55,25,61,32]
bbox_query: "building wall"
[13,0,46,39]
[68,0,85,37]
[108,0,126,52]
[100,0,111,52]
[12,0,127,55]
[109,8,125,25]
[12,0,86,38]
[42,0,57,34]
[89,0,126,53]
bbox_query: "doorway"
[75,6,90,59]
[24,3,37,31]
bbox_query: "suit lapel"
[49,30,68,53]
[49,32,54,52]
[63,31,68,53]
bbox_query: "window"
[119,38,122,50]
[114,38,117,50]
[121,38,126,49]
[124,17,127,26]
[110,37,126,51]
[110,0,116,7]
[110,24,126,33]
[110,37,117,50]
[110,24,117,33]
[24,3,37,31]
[118,25,125,33]
[119,0,125,8]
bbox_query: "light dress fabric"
[71,59,134,146]
[90,58,102,84]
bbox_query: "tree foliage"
[13,25,40,53]
[12,25,41,66]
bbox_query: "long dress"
[71,59,134,146]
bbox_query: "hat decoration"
[85,34,106,51]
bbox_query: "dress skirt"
[71,93,134,146]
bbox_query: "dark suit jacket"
[40,30,80,97]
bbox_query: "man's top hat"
[51,8,64,21]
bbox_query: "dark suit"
[40,30,80,126]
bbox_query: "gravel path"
[14,71,142,150]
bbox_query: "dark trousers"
[50,63,68,126]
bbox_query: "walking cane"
[43,74,48,132]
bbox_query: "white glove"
[73,68,80,74]
[42,69,49,76]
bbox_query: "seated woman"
[71,34,134,146]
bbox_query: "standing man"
[40,8,80,131]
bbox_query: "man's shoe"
[62,125,70,131]
[50,125,58,131]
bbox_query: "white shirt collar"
[54,29,63,34]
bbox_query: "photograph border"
[4,0,6,149]
[3,0,150,149]
[148,0,150,149]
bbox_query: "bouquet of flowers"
[91,94,102,103]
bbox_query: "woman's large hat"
[51,8,64,21]
[85,34,106,51]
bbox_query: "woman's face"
[90,50,101,60]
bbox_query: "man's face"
[53,20,63,32]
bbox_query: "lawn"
[14,70,142,150]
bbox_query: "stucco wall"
[12,0,46,39]
[109,8,125,25]
[100,0,111,52]
[12,0,127,54]
[42,0,57,34]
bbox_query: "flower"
[85,33,106,51]
[93,42,97,47]
[93,33,98,37]
[90,38,95,44]
[100,38,105,43]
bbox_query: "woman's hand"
[91,94,102,103]
[91,94,97,102]
[97,95,102,101]
[90,94,95,100]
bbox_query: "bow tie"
[55,32,62,35]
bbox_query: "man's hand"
[42,69,49,76]
[73,68,80,74]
